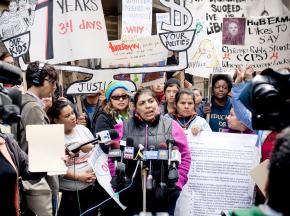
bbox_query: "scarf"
[173,112,197,129]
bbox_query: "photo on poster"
[222,17,246,45]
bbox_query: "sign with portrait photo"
[222,15,290,70]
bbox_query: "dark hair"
[0,52,12,61]
[164,78,181,92]
[175,88,195,105]
[134,87,158,107]
[212,74,233,93]
[267,127,290,215]
[26,61,57,88]
[47,100,72,123]
[192,88,202,96]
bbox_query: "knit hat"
[164,78,181,92]
[105,81,130,102]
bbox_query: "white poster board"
[121,0,152,39]
[175,131,259,216]
[27,124,67,174]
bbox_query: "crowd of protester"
[0,53,290,216]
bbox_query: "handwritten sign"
[205,0,246,35]
[50,0,195,95]
[222,15,290,70]
[122,0,152,39]
[3,32,30,58]
[185,0,246,77]
[102,35,168,68]
[1,0,111,64]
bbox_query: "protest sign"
[102,35,168,68]
[175,131,259,216]
[1,0,196,95]
[121,0,152,39]
[205,0,246,35]
[88,146,126,209]
[1,0,111,64]
[222,15,290,70]
[185,0,246,77]
[244,0,289,17]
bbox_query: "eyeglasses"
[44,78,57,85]
[111,94,129,101]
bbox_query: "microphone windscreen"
[126,137,134,147]
[159,143,167,150]
[138,144,144,150]
[166,139,174,145]
[109,129,119,139]
[172,146,179,151]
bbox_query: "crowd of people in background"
[0,51,290,216]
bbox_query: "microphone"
[110,138,134,191]
[134,144,144,160]
[0,61,22,85]
[66,129,118,153]
[146,145,155,190]
[122,137,134,161]
[171,146,181,168]
[156,143,168,200]
[158,143,168,160]
[167,139,174,168]
[132,144,144,179]
[168,146,180,186]
[97,129,119,144]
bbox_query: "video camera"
[239,68,290,131]
[0,61,22,125]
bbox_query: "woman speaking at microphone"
[114,88,191,216]
[48,100,98,216]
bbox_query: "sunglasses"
[111,94,129,101]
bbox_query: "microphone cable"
[72,147,96,215]
[79,159,141,216]
[73,157,82,215]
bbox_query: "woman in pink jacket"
[113,88,191,216]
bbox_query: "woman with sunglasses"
[93,81,131,215]
[94,81,130,134]
[113,88,191,216]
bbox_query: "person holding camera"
[113,88,191,216]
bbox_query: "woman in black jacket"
[93,81,131,216]
[0,133,43,216]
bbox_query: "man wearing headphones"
[19,61,58,216]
